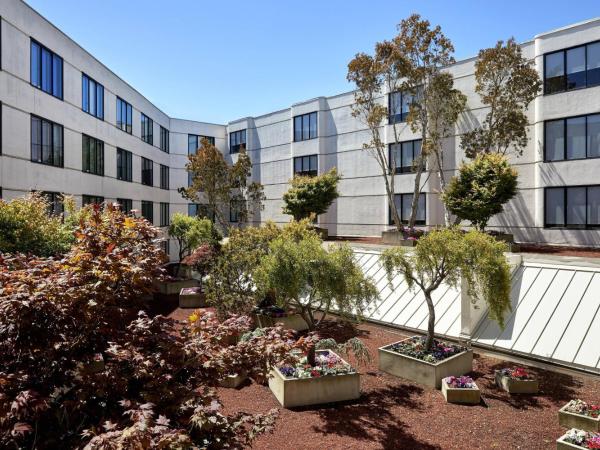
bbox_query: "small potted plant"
[379,336,473,389]
[560,400,600,432]
[441,375,480,404]
[495,367,538,394]
[557,428,600,449]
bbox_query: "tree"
[0,204,311,449]
[168,213,220,263]
[180,139,264,227]
[347,14,466,229]
[461,38,542,158]
[381,228,512,351]
[282,168,341,221]
[254,224,377,329]
[0,192,73,256]
[442,153,518,231]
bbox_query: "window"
[82,74,104,119]
[188,203,215,221]
[389,139,422,173]
[544,41,600,94]
[160,240,170,255]
[293,112,318,141]
[82,134,104,176]
[116,198,132,214]
[389,91,413,123]
[160,202,170,227]
[544,114,600,161]
[229,129,246,154]
[116,148,133,181]
[188,134,215,154]
[116,97,132,134]
[141,157,153,186]
[82,195,104,206]
[293,155,318,177]
[230,200,241,223]
[31,115,63,167]
[141,201,153,223]
[545,186,600,228]
[390,193,426,225]
[30,40,62,99]
[160,164,169,190]
[40,191,64,215]
[141,113,153,145]
[188,204,199,216]
[160,126,169,153]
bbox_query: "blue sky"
[26,0,600,124]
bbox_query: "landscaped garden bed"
[495,367,539,394]
[441,375,480,404]
[254,305,309,331]
[268,349,360,408]
[557,429,600,449]
[381,228,424,246]
[378,336,473,388]
[179,286,205,308]
[559,400,600,432]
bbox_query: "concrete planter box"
[378,339,473,389]
[556,431,593,449]
[381,230,417,246]
[255,313,309,331]
[559,405,600,432]
[179,287,206,308]
[218,373,247,389]
[495,371,539,394]
[154,278,199,295]
[268,351,360,408]
[441,379,481,404]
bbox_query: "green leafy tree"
[0,192,73,256]
[442,153,518,231]
[382,228,511,351]
[461,38,542,158]
[282,168,341,221]
[168,213,221,263]
[254,226,377,329]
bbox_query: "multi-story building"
[1,0,600,256]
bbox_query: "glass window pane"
[587,114,600,158]
[309,112,317,139]
[52,55,62,98]
[294,157,302,173]
[41,48,52,93]
[302,115,310,140]
[82,75,89,112]
[566,117,586,159]
[587,186,600,226]
[89,79,96,117]
[188,135,197,154]
[587,42,600,87]
[545,120,564,161]
[545,52,565,94]
[545,188,565,226]
[566,46,586,90]
[567,187,586,226]
[393,194,403,219]
[31,116,41,161]
[389,92,402,121]
[401,141,413,170]
[389,144,401,170]
[42,120,52,164]
[97,84,104,118]
[309,155,317,172]
[53,124,63,167]
[414,140,422,168]
[401,194,413,222]
[31,42,40,87]
[401,92,412,121]
[417,194,426,222]
[294,116,302,141]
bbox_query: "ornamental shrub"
[168,213,221,262]
[0,204,306,449]
[442,153,518,231]
[0,192,73,256]
[282,168,341,221]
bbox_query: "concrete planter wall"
[441,379,481,404]
[381,230,418,246]
[154,278,199,296]
[559,405,600,432]
[268,351,360,408]
[494,371,539,394]
[179,287,206,308]
[556,431,590,449]
[255,313,309,332]
[378,339,473,389]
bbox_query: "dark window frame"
[141,113,153,145]
[229,129,246,154]
[40,191,64,215]
[82,195,104,206]
[293,112,318,142]
[389,139,423,174]
[544,113,600,162]
[544,185,600,229]
[293,154,318,177]
[116,148,133,182]
[544,40,600,95]
[116,97,133,134]
[30,115,64,168]
[388,91,412,124]
[116,198,133,214]
[141,157,153,186]
[82,134,104,176]
[160,164,169,190]
[30,39,63,100]
[81,73,104,120]
[188,134,215,154]
[229,200,241,223]
[389,193,427,226]
[160,202,170,227]
[141,200,153,224]
[160,126,169,153]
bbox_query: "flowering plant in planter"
[562,429,600,448]
[402,227,425,240]
[498,367,533,380]
[565,400,600,419]
[279,350,356,379]
[387,336,466,363]
[444,375,475,389]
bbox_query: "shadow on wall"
[321,101,339,237]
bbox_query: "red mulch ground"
[157,299,600,450]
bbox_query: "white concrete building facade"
[1,0,600,253]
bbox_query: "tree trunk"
[425,291,436,351]
[307,344,316,367]
[408,154,426,229]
